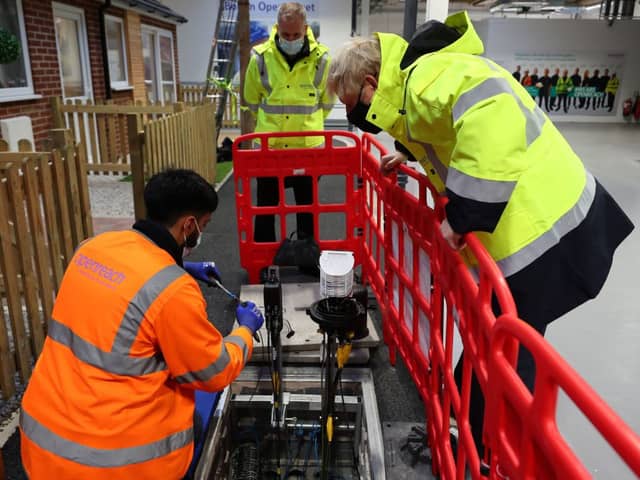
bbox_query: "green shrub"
[0,28,21,65]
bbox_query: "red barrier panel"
[486,317,640,479]
[232,131,363,283]
[360,135,392,347]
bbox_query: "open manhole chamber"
[195,366,385,480]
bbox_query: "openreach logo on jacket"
[74,253,126,288]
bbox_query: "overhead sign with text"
[223,0,320,45]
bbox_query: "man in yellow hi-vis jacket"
[327,11,634,464]
[244,2,334,243]
[606,72,620,112]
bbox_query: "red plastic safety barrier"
[234,131,640,479]
[486,316,640,479]
[232,131,363,283]
[362,134,517,479]
[359,136,390,337]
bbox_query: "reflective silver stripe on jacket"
[252,49,272,95]
[225,334,249,360]
[446,167,517,203]
[497,171,596,277]
[452,77,547,147]
[111,265,186,354]
[406,127,448,182]
[20,410,193,467]
[480,57,501,72]
[313,52,329,88]
[246,102,259,113]
[48,319,167,376]
[259,102,320,115]
[173,334,249,384]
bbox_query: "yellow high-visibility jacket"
[605,76,620,94]
[244,25,334,149]
[366,12,632,323]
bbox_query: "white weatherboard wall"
[475,18,640,123]
[165,0,353,84]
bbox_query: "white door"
[53,3,93,101]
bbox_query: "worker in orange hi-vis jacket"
[19,169,264,480]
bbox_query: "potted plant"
[0,27,21,64]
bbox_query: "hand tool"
[209,278,261,343]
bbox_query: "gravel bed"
[87,175,134,218]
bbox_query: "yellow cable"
[327,415,334,443]
[337,342,353,369]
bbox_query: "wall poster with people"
[495,52,626,116]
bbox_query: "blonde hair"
[277,2,307,24]
[327,36,381,98]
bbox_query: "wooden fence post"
[0,179,17,398]
[50,97,65,129]
[174,102,185,113]
[128,115,146,221]
[50,128,73,153]
[52,129,85,248]
[0,172,30,390]
[18,139,33,152]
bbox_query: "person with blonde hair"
[328,10,633,466]
[244,2,334,245]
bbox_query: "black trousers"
[556,93,570,113]
[538,94,549,111]
[607,92,616,112]
[254,176,314,242]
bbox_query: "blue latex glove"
[236,301,264,334]
[183,261,222,284]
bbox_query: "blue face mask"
[279,37,304,56]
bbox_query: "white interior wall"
[476,18,640,122]
[162,0,218,84]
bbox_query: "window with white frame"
[53,2,92,100]
[105,15,129,89]
[0,0,35,100]
[141,25,175,104]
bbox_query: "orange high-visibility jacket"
[20,230,253,479]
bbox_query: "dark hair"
[144,169,218,225]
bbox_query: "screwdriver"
[209,277,261,343]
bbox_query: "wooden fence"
[0,129,92,399]
[178,84,240,128]
[0,138,38,153]
[51,97,185,174]
[128,103,217,219]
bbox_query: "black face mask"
[185,229,200,249]
[347,88,382,134]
